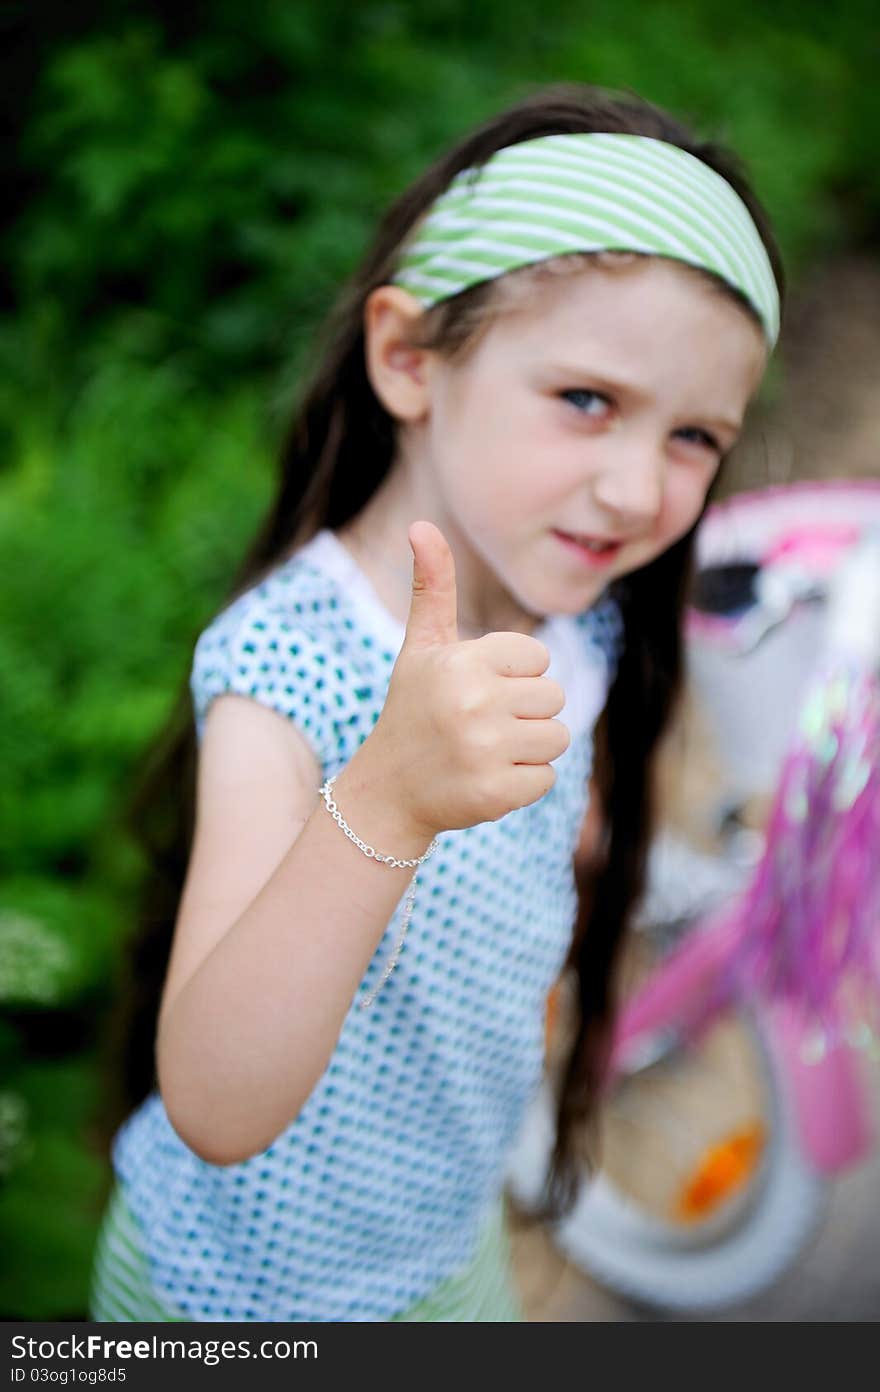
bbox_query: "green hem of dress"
[89,1180,525,1322]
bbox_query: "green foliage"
[0,1055,106,1318]
[1,0,876,1318]
[0,351,270,873]
[0,882,116,1008]
[0,347,271,1314]
[7,1,879,386]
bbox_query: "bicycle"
[505,479,880,1312]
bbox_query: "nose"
[591,441,665,533]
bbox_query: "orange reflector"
[676,1123,765,1221]
[545,981,562,1054]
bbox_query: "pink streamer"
[721,655,880,1047]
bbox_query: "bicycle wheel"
[505,997,829,1313]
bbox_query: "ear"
[363,285,433,423]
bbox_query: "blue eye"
[676,426,722,453]
[561,389,609,415]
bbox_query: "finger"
[403,520,460,649]
[476,629,552,678]
[502,675,566,719]
[505,716,571,765]
[502,761,558,809]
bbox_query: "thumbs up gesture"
[368,520,571,839]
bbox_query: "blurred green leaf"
[0,881,118,1007]
[0,1059,105,1318]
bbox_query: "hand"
[366,519,570,837]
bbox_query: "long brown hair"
[93,82,784,1219]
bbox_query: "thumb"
[403,520,460,649]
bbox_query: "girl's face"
[411,255,768,630]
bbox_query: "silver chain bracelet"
[318,772,439,1009]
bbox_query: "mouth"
[552,529,624,566]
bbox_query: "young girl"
[88,82,783,1322]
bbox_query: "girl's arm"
[155,693,435,1167]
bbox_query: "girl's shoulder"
[193,541,338,661]
[188,532,381,761]
[572,588,626,685]
[196,540,343,648]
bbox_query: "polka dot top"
[111,527,625,1321]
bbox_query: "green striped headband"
[391,132,780,348]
